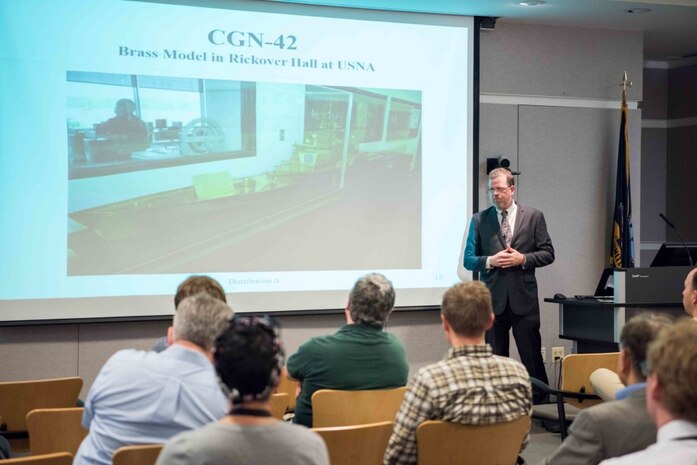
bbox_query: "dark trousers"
[486,298,549,403]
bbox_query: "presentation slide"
[0,0,474,321]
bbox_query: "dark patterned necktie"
[501,210,512,247]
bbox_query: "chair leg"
[555,396,568,440]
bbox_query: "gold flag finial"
[620,71,632,102]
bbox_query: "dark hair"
[214,316,285,405]
[174,275,227,309]
[620,313,672,380]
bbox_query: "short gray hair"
[173,294,233,351]
[348,273,395,328]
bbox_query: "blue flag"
[610,99,634,268]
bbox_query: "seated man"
[682,266,696,320]
[287,273,409,427]
[156,317,329,465]
[541,313,672,465]
[74,294,233,465]
[590,267,697,401]
[153,275,228,352]
[600,319,697,464]
[383,281,531,465]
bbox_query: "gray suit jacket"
[540,388,657,465]
[464,204,554,315]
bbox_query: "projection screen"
[0,0,475,322]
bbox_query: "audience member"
[541,313,672,465]
[74,294,232,465]
[599,319,697,464]
[682,266,697,320]
[287,273,409,427]
[0,436,10,459]
[153,275,227,352]
[156,317,329,465]
[383,281,531,465]
[591,267,697,401]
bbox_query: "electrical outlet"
[541,347,546,363]
[552,346,565,361]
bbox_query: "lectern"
[546,266,689,353]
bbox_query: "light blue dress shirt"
[615,382,645,401]
[74,345,227,465]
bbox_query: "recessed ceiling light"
[625,8,651,14]
[518,1,546,5]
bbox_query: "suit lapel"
[512,204,525,247]
[485,207,507,249]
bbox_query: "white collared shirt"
[598,420,697,465]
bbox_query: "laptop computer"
[574,268,614,300]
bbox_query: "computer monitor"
[650,242,697,267]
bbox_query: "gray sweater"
[156,420,329,465]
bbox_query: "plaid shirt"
[383,344,532,465]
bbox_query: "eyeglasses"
[487,187,510,194]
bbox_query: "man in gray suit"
[541,313,671,465]
[464,167,554,401]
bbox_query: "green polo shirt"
[287,323,409,427]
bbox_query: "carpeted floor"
[520,420,563,465]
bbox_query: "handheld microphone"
[658,213,694,266]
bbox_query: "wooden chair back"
[561,353,619,409]
[312,421,393,465]
[416,416,530,465]
[270,393,290,420]
[112,444,164,465]
[0,452,73,465]
[26,408,88,456]
[311,387,407,428]
[275,372,299,410]
[0,378,83,432]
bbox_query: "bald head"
[682,267,697,319]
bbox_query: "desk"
[547,266,689,353]
[545,298,683,353]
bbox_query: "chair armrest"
[530,377,555,394]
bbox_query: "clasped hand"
[491,247,524,269]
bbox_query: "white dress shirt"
[598,420,697,465]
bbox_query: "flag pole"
[609,71,635,269]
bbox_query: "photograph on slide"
[67,71,423,276]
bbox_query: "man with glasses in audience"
[463,167,554,404]
[599,319,697,464]
[541,313,671,465]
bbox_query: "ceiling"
[266,0,697,61]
